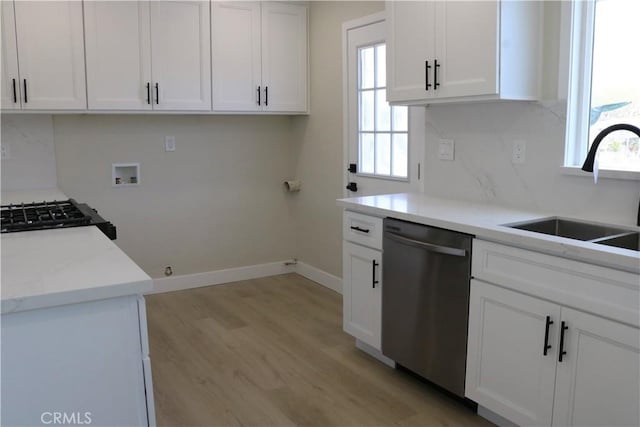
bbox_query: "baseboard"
[477,406,518,427]
[355,339,396,368]
[296,262,343,294]
[149,261,296,294]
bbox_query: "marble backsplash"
[422,101,639,226]
[1,115,58,192]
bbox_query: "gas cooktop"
[0,199,117,240]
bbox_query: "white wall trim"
[149,261,296,294]
[296,262,343,294]
[149,260,342,295]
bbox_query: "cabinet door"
[13,1,86,110]
[84,1,152,110]
[1,297,148,426]
[343,241,382,350]
[211,1,261,112]
[261,2,308,112]
[1,0,20,110]
[432,1,499,99]
[466,280,559,426]
[150,0,211,111]
[552,308,639,427]
[386,0,435,103]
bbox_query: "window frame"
[562,0,640,180]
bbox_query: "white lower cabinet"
[342,241,382,350]
[467,279,640,427]
[1,295,155,426]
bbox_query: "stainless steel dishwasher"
[382,218,472,398]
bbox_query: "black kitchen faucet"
[581,123,640,226]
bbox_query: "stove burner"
[1,199,117,239]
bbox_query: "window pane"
[376,89,391,131]
[588,0,640,171]
[360,47,374,89]
[376,44,386,88]
[360,91,374,131]
[360,133,375,174]
[392,106,408,131]
[376,133,391,175]
[392,134,408,178]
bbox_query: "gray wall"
[54,115,297,278]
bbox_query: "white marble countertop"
[337,193,640,274]
[1,189,152,314]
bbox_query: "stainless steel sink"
[506,217,631,241]
[593,232,640,251]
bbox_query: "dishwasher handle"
[385,231,467,257]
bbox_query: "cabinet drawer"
[343,211,383,250]
[472,239,640,328]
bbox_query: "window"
[358,44,409,178]
[565,0,640,173]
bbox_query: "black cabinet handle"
[543,315,554,356]
[434,59,440,89]
[265,86,268,106]
[257,85,261,106]
[425,60,432,91]
[146,83,150,105]
[12,78,17,103]
[350,226,370,233]
[372,260,379,288]
[23,79,27,103]
[155,82,159,104]
[558,321,568,362]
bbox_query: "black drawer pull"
[372,260,379,288]
[434,59,440,89]
[257,85,261,105]
[155,82,159,104]
[12,78,17,103]
[350,226,370,233]
[558,321,568,362]
[543,315,553,356]
[23,79,27,103]
[146,82,150,105]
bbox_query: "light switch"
[438,139,455,161]
[165,136,176,152]
[512,139,526,164]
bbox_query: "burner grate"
[1,200,91,233]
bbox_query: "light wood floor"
[146,273,493,427]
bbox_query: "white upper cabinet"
[211,1,262,112]
[1,0,20,110]
[84,1,152,110]
[13,1,86,110]
[261,2,308,113]
[386,0,542,105]
[211,1,308,113]
[150,1,211,111]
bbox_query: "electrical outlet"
[512,139,526,164]
[1,143,11,160]
[438,139,455,161]
[164,136,176,152]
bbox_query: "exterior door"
[14,0,86,110]
[552,307,640,427]
[433,1,499,99]
[261,2,308,112]
[84,1,152,110]
[1,0,20,110]
[342,241,382,350]
[344,14,424,197]
[150,0,211,111]
[211,1,261,112]
[466,280,559,426]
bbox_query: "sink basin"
[594,232,640,251]
[506,217,631,241]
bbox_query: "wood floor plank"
[147,273,493,427]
